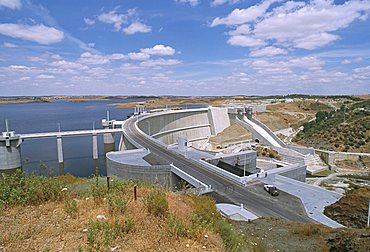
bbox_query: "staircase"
[304,154,328,174]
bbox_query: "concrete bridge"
[0,118,124,172]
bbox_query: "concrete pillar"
[0,131,22,172]
[92,133,98,160]
[57,136,63,163]
[102,119,115,145]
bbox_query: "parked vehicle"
[264,184,279,196]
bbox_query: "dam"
[0,106,343,227]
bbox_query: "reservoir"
[0,99,205,177]
[0,99,137,177]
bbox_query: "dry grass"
[0,182,224,252]
[111,97,229,109]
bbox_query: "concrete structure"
[217,203,259,221]
[262,174,343,228]
[57,136,63,163]
[135,107,230,149]
[107,148,173,187]
[0,131,22,172]
[315,149,370,167]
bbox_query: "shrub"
[113,217,135,234]
[168,214,187,238]
[144,189,169,217]
[107,193,127,214]
[0,170,64,207]
[64,198,78,218]
[87,220,114,251]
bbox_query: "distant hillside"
[293,100,370,153]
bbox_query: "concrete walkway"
[262,175,344,228]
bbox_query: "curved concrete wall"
[136,108,230,146]
[106,151,173,187]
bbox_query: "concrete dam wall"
[136,107,230,147]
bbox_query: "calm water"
[0,99,140,177]
[0,100,206,177]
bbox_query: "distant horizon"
[1,93,369,98]
[1,0,370,95]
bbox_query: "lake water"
[0,100,206,177]
[0,99,140,177]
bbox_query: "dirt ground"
[235,217,370,252]
[324,187,370,229]
[208,123,252,148]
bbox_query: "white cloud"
[123,22,151,35]
[227,35,265,47]
[84,18,95,25]
[50,60,84,70]
[3,42,17,48]
[175,0,199,7]
[78,52,109,65]
[0,24,64,45]
[110,53,127,60]
[19,76,30,81]
[211,0,370,51]
[36,74,55,79]
[97,10,126,31]
[228,24,251,36]
[141,44,176,56]
[211,0,277,26]
[250,46,287,57]
[0,0,21,9]
[353,65,370,80]
[140,59,181,67]
[249,56,325,74]
[128,52,150,61]
[7,65,31,71]
[211,0,240,7]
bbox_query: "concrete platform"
[217,203,259,221]
[262,175,344,228]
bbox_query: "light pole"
[243,152,246,177]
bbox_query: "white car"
[263,184,279,196]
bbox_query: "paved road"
[123,116,312,222]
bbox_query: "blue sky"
[0,0,369,96]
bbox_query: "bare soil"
[324,187,370,229]
[208,123,252,148]
[235,217,370,252]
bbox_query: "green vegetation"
[0,170,65,208]
[294,100,370,152]
[64,198,79,218]
[144,188,169,217]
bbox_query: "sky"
[0,0,370,96]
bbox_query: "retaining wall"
[315,149,370,165]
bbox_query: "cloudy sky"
[0,0,369,96]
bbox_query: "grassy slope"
[0,172,259,252]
